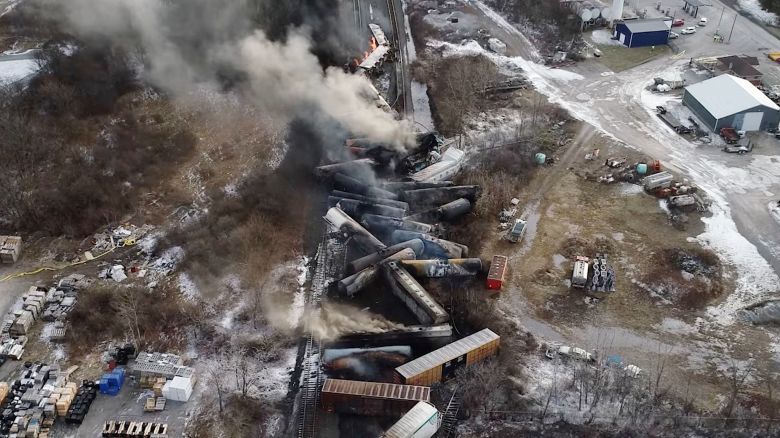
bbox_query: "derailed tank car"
[394,329,500,386]
[320,379,430,416]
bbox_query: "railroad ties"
[438,390,461,438]
[297,234,346,438]
[439,390,461,437]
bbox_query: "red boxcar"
[486,255,508,290]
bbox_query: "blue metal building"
[613,19,670,48]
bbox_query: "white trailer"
[571,256,589,288]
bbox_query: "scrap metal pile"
[317,137,480,330]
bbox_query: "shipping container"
[486,255,508,290]
[381,401,440,438]
[321,379,430,416]
[395,329,500,386]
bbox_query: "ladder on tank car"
[437,390,461,437]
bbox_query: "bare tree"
[230,345,262,397]
[541,361,559,421]
[724,358,755,417]
[115,287,144,347]
[207,354,230,414]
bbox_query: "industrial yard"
[0,0,779,437]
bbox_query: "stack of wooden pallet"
[54,382,78,417]
[144,397,166,412]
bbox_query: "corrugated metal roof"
[623,19,670,33]
[382,401,439,438]
[322,379,430,401]
[487,255,507,280]
[685,74,780,118]
[396,329,500,378]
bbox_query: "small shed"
[683,0,708,17]
[682,74,780,131]
[613,19,670,48]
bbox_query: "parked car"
[506,218,527,243]
[672,18,685,27]
[681,26,696,34]
[668,31,679,39]
[698,17,708,26]
[769,52,780,62]
[719,127,740,143]
[723,143,752,154]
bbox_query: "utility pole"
[728,13,737,43]
[716,5,725,36]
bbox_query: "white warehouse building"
[682,74,780,132]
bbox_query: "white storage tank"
[381,401,440,438]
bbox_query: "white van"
[698,17,708,26]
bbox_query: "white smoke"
[305,302,404,341]
[61,0,415,148]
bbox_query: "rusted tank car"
[394,329,500,386]
[320,379,430,416]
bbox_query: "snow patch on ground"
[254,347,297,401]
[589,29,622,46]
[0,58,38,84]
[738,0,779,25]
[659,317,698,335]
[695,196,780,323]
[770,201,780,225]
[429,39,584,82]
[617,182,645,195]
[178,272,199,299]
[0,0,22,18]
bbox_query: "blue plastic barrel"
[636,163,648,175]
[534,153,546,165]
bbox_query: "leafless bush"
[455,143,534,219]
[456,360,511,416]
[644,247,723,307]
[66,283,200,357]
[0,44,196,236]
[186,393,269,438]
[167,164,306,286]
[27,43,137,117]
[425,55,498,135]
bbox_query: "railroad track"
[386,0,409,115]
[296,235,346,438]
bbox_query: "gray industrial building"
[682,74,780,132]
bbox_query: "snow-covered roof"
[685,74,780,118]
